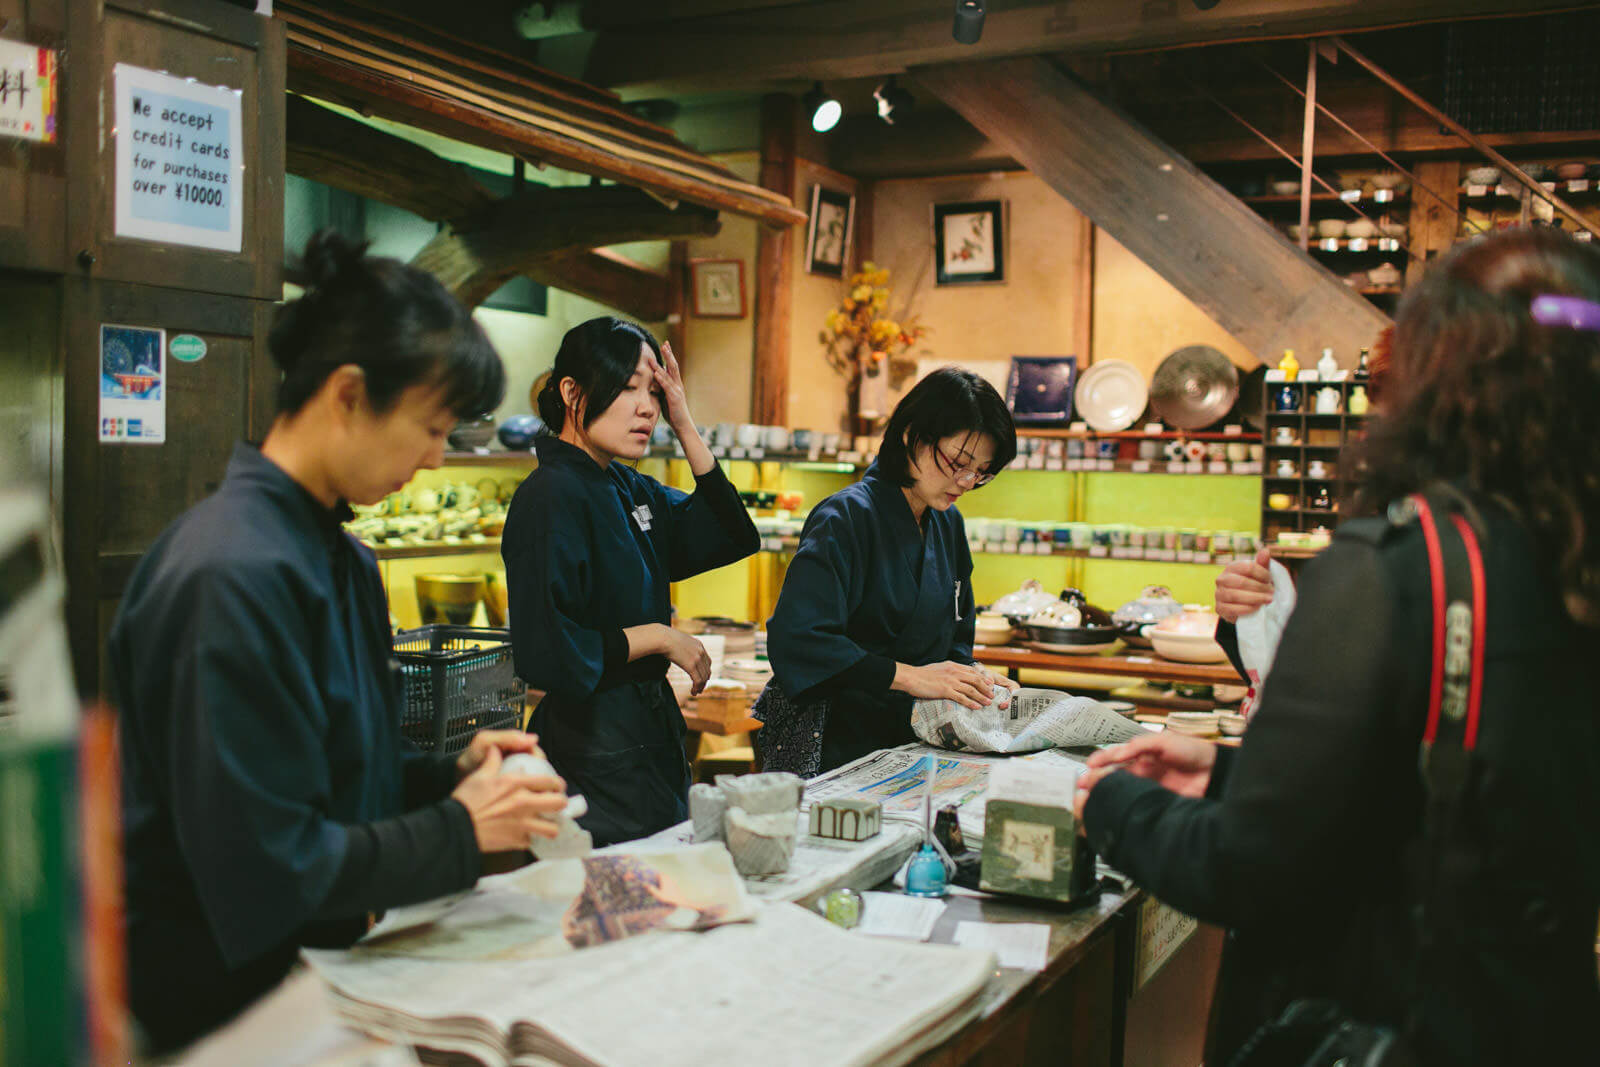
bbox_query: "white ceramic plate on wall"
[1074,360,1149,432]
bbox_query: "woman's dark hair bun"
[536,374,565,430]
[301,230,370,290]
[268,229,504,420]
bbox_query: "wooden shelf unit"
[1259,377,1370,543]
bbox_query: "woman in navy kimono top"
[109,234,568,1054]
[761,368,1019,775]
[504,318,759,846]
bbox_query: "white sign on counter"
[113,64,243,252]
[1135,895,1199,989]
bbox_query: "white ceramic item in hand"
[501,752,592,860]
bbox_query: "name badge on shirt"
[632,504,653,532]
[954,580,964,621]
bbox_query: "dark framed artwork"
[1006,356,1078,424]
[933,199,1006,285]
[805,185,856,277]
[689,258,747,318]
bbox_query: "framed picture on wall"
[805,185,855,277]
[933,199,1006,285]
[689,258,747,318]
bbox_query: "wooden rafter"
[286,95,679,317]
[411,186,719,310]
[274,1,806,229]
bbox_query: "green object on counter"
[980,799,1098,904]
[819,887,863,929]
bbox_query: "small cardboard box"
[979,799,1098,903]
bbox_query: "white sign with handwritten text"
[113,64,243,252]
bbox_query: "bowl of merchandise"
[1148,606,1228,664]
[990,578,1061,626]
[1112,586,1184,648]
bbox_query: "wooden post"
[752,94,796,426]
[1073,221,1095,366]
[666,240,688,358]
[1405,161,1462,288]
[1299,44,1317,252]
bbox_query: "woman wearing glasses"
[757,367,1018,775]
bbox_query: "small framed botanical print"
[689,258,747,318]
[933,199,1006,286]
[806,185,856,278]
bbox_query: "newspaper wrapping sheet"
[911,688,1146,754]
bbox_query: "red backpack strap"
[1410,493,1487,776]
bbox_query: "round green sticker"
[170,334,207,363]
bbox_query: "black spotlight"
[803,81,842,133]
[1192,0,1221,8]
[873,77,914,125]
[953,0,985,45]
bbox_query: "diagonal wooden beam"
[412,186,720,309]
[916,56,1390,364]
[286,96,675,319]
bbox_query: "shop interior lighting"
[804,82,842,132]
[873,77,914,125]
[952,0,985,45]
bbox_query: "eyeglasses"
[935,445,996,487]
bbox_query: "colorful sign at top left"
[0,38,59,144]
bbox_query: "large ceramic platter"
[1073,359,1149,432]
[1149,345,1239,430]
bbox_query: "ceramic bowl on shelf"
[1336,171,1366,192]
[1556,162,1588,181]
[447,416,497,451]
[990,579,1060,625]
[1368,262,1402,287]
[1316,218,1347,238]
[415,574,486,626]
[1270,179,1301,196]
[1465,165,1502,187]
[497,414,542,450]
[1150,629,1229,665]
[973,612,1014,647]
[1287,223,1308,241]
[1370,172,1404,190]
[1345,219,1377,239]
[1379,217,1407,238]
[1111,585,1183,648]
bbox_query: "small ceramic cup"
[1225,441,1249,462]
[1097,439,1120,460]
[735,423,763,449]
[1273,425,1297,446]
[1184,440,1208,462]
[790,429,813,451]
[1308,459,1329,479]
[1163,439,1186,462]
[1206,442,1227,461]
[1066,438,1084,459]
[1138,439,1160,460]
[763,426,790,451]
[1275,458,1299,478]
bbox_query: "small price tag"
[1466,183,1488,197]
[1131,460,1152,473]
[1339,189,1361,202]
[1096,459,1115,471]
[730,447,747,459]
[1166,461,1186,474]
[1177,550,1195,562]
[1067,459,1086,471]
[1208,461,1230,474]
[1045,459,1064,471]
[711,446,727,458]
[808,447,822,461]
[1348,237,1369,252]
[1374,188,1394,203]
[748,447,765,460]
[1069,421,1089,432]
[1089,546,1109,558]
[1184,461,1204,474]
[1223,425,1243,435]
[1142,422,1164,434]
[1569,179,1590,193]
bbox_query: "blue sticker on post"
[99,324,166,444]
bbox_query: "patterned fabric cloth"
[751,681,829,779]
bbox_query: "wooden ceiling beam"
[286,96,674,319]
[916,56,1391,363]
[411,186,719,309]
[583,0,1578,95]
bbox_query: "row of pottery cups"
[699,425,869,454]
[965,519,1259,557]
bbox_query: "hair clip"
[1530,294,1600,333]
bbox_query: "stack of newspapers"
[304,846,994,1067]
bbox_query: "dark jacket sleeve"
[399,746,460,808]
[1082,540,1407,930]
[319,799,480,916]
[1216,619,1247,680]
[164,565,480,969]
[503,490,625,700]
[658,462,760,581]
[767,499,884,701]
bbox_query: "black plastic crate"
[392,625,523,755]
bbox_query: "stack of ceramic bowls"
[1218,712,1248,737]
[1165,711,1220,738]
[722,658,773,689]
